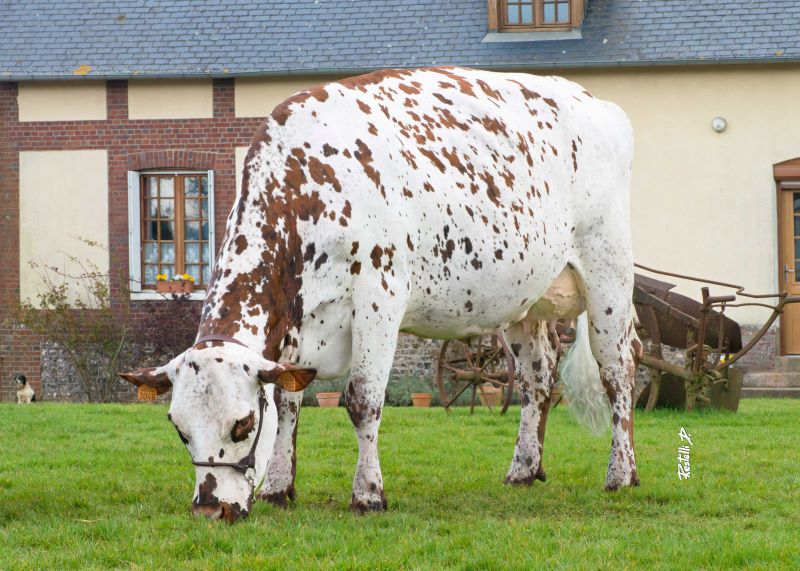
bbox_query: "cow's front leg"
[345,370,391,514]
[504,320,558,486]
[344,293,403,514]
[258,387,303,507]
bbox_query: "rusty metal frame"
[633,263,800,410]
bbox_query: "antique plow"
[436,264,799,414]
[634,263,800,411]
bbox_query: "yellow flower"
[183,273,195,282]
[155,273,167,281]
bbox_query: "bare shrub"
[17,241,134,402]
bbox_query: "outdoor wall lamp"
[711,116,728,133]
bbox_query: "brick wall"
[0,79,262,401]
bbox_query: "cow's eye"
[231,411,256,443]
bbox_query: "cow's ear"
[118,367,173,395]
[257,364,317,392]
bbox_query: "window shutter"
[127,171,142,292]
[207,169,216,267]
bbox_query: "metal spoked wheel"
[436,334,516,415]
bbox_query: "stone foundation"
[37,326,779,404]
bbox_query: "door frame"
[773,158,800,355]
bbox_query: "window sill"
[130,291,206,301]
[481,29,582,43]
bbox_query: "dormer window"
[487,0,584,33]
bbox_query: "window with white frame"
[127,170,215,293]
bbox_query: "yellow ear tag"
[138,385,158,401]
[279,374,301,392]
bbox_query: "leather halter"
[190,390,267,478]
[194,333,248,348]
[189,333,267,480]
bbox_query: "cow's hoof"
[604,471,640,492]
[350,491,388,515]
[257,485,296,508]
[504,467,546,486]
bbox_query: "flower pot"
[156,280,194,294]
[478,385,503,408]
[551,385,566,405]
[411,392,433,408]
[315,391,341,408]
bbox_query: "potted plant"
[408,377,434,408]
[156,273,195,294]
[410,392,433,407]
[315,391,341,408]
[478,383,503,408]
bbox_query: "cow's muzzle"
[191,501,248,524]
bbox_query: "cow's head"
[119,343,315,523]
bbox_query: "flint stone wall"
[40,333,443,404]
[39,328,776,404]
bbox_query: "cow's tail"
[559,312,610,435]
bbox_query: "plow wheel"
[436,334,516,415]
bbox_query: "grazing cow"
[121,66,641,522]
[15,373,36,404]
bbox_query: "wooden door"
[778,183,800,354]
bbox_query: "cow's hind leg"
[576,256,642,491]
[503,320,558,485]
[344,291,404,514]
[258,387,303,507]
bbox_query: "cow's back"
[209,67,633,346]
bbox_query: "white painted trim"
[127,171,142,292]
[207,169,216,271]
[138,170,208,175]
[128,169,216,298]
[130,291,206,301]
[481,29,582,43]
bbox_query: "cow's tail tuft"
[559,312,610,435]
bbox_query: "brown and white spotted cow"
[121,66,641,523]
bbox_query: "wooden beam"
[487,0,499,31]
[571,0,585,28]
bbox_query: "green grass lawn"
[1,399,799,570]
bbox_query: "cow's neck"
[197,263,303,361]
[197,134,324,361]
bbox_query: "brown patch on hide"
[429,68,476,98]
[308,156,342,192]
[270,85,329,126]
[353,139,383,192]
[338,68,416,93]
[195,473,219,506]
[433,93,453,105]
[234,235,248,255]
[543,97,559,110]
[509,79,541,101]
[370,245,383,269]
[357,100,372,114]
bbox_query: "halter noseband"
[189,334,267,481]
